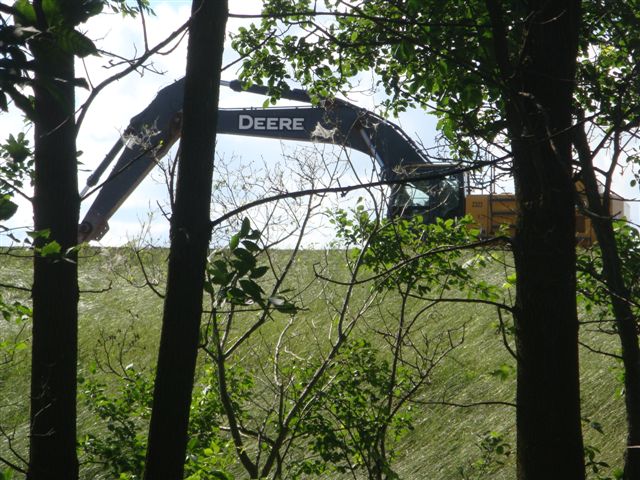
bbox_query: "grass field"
[0,246,627,479]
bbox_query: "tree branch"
[75,18,191,133]
[210,157,510,229]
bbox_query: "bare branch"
[210,156,510,229]
[414,398,516,408]
[578,341,624,361]
[75,18,191,132]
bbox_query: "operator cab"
[387,166,465,223]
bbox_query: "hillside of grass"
[0,246,626,479]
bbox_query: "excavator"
[78,78,465,242]
[78,79,623,245]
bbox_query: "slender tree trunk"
[589,211,640,480]
[574,123,640,479]
[512,3,584,478]
[143,1,228,478]
[28,18,80,480]
[488,1,585,478]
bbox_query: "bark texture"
[143,1,228,478]
[28,19,80,480]
[574,122,640,480]
[487,1,585,478]
[512,3,584,479]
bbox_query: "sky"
[1,0,638,246]
[1,0,416,246]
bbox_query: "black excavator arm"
[78,79,464,241]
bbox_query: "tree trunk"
[488,1,585,478]
[590,215,640,480]
[28,21,80,480]
[574,123,640,480]
[512,3,584,479]
[143,1,228,479]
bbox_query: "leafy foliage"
[1,0,152,118]
[231,0,520,160]
[316,206,501,477]
[583,420,624,480]
[79,362,238,480]
[577,1,640,127]
[457,431,512,480]
[205,218,297,314]
[330,202,506,304]
[0,292,30,365]
[0,133,32,226]
[292,338,413,479]
[80,366,153,478]
[577,222,640,320]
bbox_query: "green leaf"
[246,228,261,240]
[239,279,263,301]
[67,0,103,24]
[13,0,37,24]
[240,217,251,237]
[490,364,515,381]
[210,472,233,480]
[0,195,18,221]
[226,287,247,304]
[28,228,51,240]
[40,240,61,257]
[208,259,230,285]
[233,247,256,271]
[209,270,229,285]
[229,234,240,251]
[242,240,260,252]
[1,467,15,479]
[250,265,269,279]
[56,28,97,57]
[210,259,228,274]
[4,133,31,163]
[589,421,605,435]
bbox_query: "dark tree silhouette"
[143,1,228,478]
[27,5,79,479]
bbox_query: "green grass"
[0,247,628,479]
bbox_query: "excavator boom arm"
[79,79,463,241]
